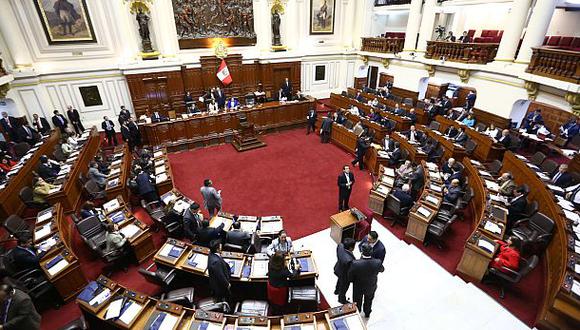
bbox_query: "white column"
[495,0,533,62]
[403,0,423,51]
[515,0,557,63]
[0,0,32,67]
[416,0,438,52]
[341,0,354,49]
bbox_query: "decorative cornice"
[524,81,539,101]
[0,83,10,99]
[565,92,580,114]
[457,69,470,83]
[361,55,369,65]
[425,64,435,77]
[382,58,390,69]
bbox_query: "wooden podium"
[232,114,266,152]
[330,210,359,244]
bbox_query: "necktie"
[25,126,30,136]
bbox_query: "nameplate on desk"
[103,199,121,213]
[154,165,166,175]
[37,208,54,223]
[477,238,494,254]
[109,210,126,224]
[425,195,439,205]
[156,173,168,184]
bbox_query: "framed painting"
[79,86,103,107]
[33,0,97,44]
[310,0,335,35]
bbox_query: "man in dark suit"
[306,108,317,135]
[497,129,511,148]
[320,113,333,143]
[31,114,51,135]
[453,127,468,144]
[17,124,39,145]
[407,108,417,124]
[443,179,462,203]
[387,142,401,166]
[354,92,364,103]
[37,155,60,182]
[281,78,292,99]
[66,105,84,135]
[409,165,425,196]
[337,165,355,211]
[334,238,355,304]
[183,202,203,241]
[443,126,458,138]
[10,236,46,272]
[523,109,543,130]
[127,117,142,147]
[348,243,384,318]
[197,220,225,247]
[352,136,371,170]
[0,283,41,330]
[136,170,158,202]
[101,116,118,147]
[213,87,226,109]
[358,231,386,263]
[120,122,134,152]
[405,125,423,143]
[459,31,471,43]
[0,112,20,142]
[225,221,251,252]
[207,241,231,302]
[465,90,476,109]
[118,106,131,125]
[51,110,68,134]
[445,166,463,186]
[506,186,528,229]
[393,184,414,209]
[441,96,452,114]
[383,134,395,152]
[551,164,573,188]
[441,158,456,176]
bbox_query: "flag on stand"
[216,59,232,86]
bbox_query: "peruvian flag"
[216,59,232,86]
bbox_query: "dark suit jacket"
[446,172,463,186]
[0,117,19,139]
[442,162,454,175]
[388,148,401,165]
[454,132,468,143]
[358,237,386,263]
[355,94,364,102]
[67,109,81,122]
[466,93,476,108]
[213,90,226,107]
[32,117,51,135]
[348,257,384,290]
[101,120,115,133]
[321,117,333,133]
[281,81,292,98]
[553,172,573,188]
[334,243,355,277]
[136,172,155,195]
[444,186,462,203]
[183,210,202,238]
[383,139,395,152]
[410,166,425,192]
[17,125,39,144]
[507,195,528,226]
[498,135,511,148]
[307,110,317,124]
[37,163,59,181]
[11,246,42,272]
[51,114,68,129]
[459,35,471,43]
[408,113,417,124]
[226,229,251,250]
[3,288,41,330]
[197,223,225,247]
[444,127,458,138]
[393,189,414,209]
[337,172,355,194]
[207,253,231,298]
[121,125,131,142]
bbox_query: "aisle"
[295,223,531,330]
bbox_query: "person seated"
[226,97,240,111]
[443,126,458,138]
[396,160,414,179]
[498,172,516,197]
[443,179,462,203]
[387,142,402,166]
[453,127,468,144]
[407,108,417,124]
[66,133,79,147]
[459,31,471,43]
[369,109,382,123]
[151,111,168,123]
[136,169,159,203]
[37,155,60,182]
[378,85,390,98]
[186,102,201,114]
[393,184,414,209]
[11,235,46,272]
[523,109,543,130]
[484,123,501,139]
[383,133,395,152]
[60,138,74,156]
[369,98,379,107]
[420,140,436,157]
[349,105,361,116]
[197,219,225,248]
[551,164,573,188]
[559,117,580,142]
[105,223,129,272]
[496,129,511,148]
[0,156,16,172]
[445,31,456,42]
[207,99,219,114]
[462,114,476,128]
[354,92,364,102]
[404,125,423,144]
[442,158,456,177]
[456,108,470,122]
[0,283,42,330]
[489,236,521,274]
[393,104,405,116]
[532,123,551,137]
[80,201,99,219]
[183,202,203,241]
[506,186,528,229]
[267,251,301,311]
[95,154,110,175]
[225,221,251,252]
[445,166,463,186]
[267,230,294,256]
[334,110,347,125]
[87,161,107,189]
[254,83,266,103]
[32,176,58,203]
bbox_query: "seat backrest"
[386,194,402,214]
[530,151,546,166]
[569,134,580,149]
[3,215,28,235]
[465,140,477,152]
[13,142,31,158]
[474,123,486,132]
[547,36,561,46]
[343,120,354,130]
[570,37,580,48]
[519,255,539,278]
[463,187,474,203]
[559,36,573,47]
[488,160,502,174]
[428,121,440,131]
[84,180,101,194]
[526,200,539,217]
[75,216,104,239]
[540,159,558,176]
[401,149,409,161]
[19,186,34,203]
[529,212,555,234]
[521,184,530,196]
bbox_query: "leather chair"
[196,297,231,313]
[510,212,554,254]
[486,160,502,176]
[13,142,31,158]
[530,151,546,167]
[58,316,88,330]
[75,216,107,253]
[142,200,165,232]
[428,147,444,163]
[3,214,32,239]
[428,121,440,131]
[464,139,477,156]
[474,123,486,132]
[161,211,184,238]
[53,148,66,162]
[83,180,106,201]
[424,215,457,249]
[19,186,50,213]
[487,255,539,298]
[508,134,521,152]
[384,194,411,227]
[160,287,195,308]
[540,159,558,176]
[138,262,176,289]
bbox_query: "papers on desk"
[156,173,168,184]
[155,165,166,175]
[383,167,395,177]
[161,192,177,205]
[109,168,121,177]
[417,206,431,218]
[490,194,508,204]
[478,170,492,177]
[240,221,258,232]
[561,149,578,157]
[572,280,580,297]
[111,159,122,167]
[173,200,190,213]
[211,216,233,230]
[37,237,57,252]
[484,221,502,235]
[429,171,440,180]
[107,178,120,188]
[260,220,283,233]
[477,239,495,254]
[159,244,183,258]
[103,199,121,213]
[426,195,439,205]
[547,184,564,193]
[120,224,140,239]
[47,257,69,276]
[89,288,111,306]
[564,210,579,223]
[485,180,500,192]
[331,314,365,330]
[381,175,394,186]
[120,301,143,324]
[429,184,442,192]
[557,199,575,211]
[375,184,390,197]
[251,259,269,278]
[49,185,62,194]
[154,159,165,167]
[537,172,550,181]
[238,215,258,221]
[433,130,442,135]
[154,151,163,158]
[470,159,482,166]
[36,224,52,240]
[187,253,208,270]
[426,162,438,171]
[377,150,389,158]
[37,209,53,223]
[262,215,282,221]
[575,264,580,275]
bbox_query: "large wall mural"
[172,0,256,49]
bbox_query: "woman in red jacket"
[490,236,521,273]
[0,156,16,172]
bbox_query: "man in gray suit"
[0,283,41,329]
[200,179,222,217]
[87,161,107,189]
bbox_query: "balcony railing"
[374,0,411,6]
[526,47,580,84]
[425,41,499,64]
[361,37,404,54]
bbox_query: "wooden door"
[367,66,379,89]
[273,68,291,93]
[143,77,171,115]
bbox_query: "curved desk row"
[105,145,132,202]
[417,124,466,161]
[77,275,365,330]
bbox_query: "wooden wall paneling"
[379,73,394,87]
[453,86,476,108]
[472,108,512,129]
[425,82,449,99]
[526,101,578,134]
[354,77,367,89]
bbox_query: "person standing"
[207,241,231,303]
[66,106,84,136]
[183,202,203,241]
[334,237,355,304]
[32,114,51,135]
[200,179,222,217]
[17,124,39,145]
[320,112,333,143]
[101,116,118,147]
[358,231,386,263]
[337,165,355,211]
[281,77,292,99]
[348,243,384,318]
[351,136,371,170]
[120,121,134,152]
[306,108,317,135]
[0,112,20,142]
[118,106,131,125]
[127,117,142,147]
[0,283,41,330]
[51,110,68,134]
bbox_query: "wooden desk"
[46,127,101,213]
[140,98,315,148]
[329,211,358,244]
[105,146,131,201]
[347,87,427,124]
[392,132,428,162]
[436,116,506,162]
[0,131,60,218]
[152,147,174,196]
[405,195,439,242]
[40,247,87,301]
[420,124,466,160]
